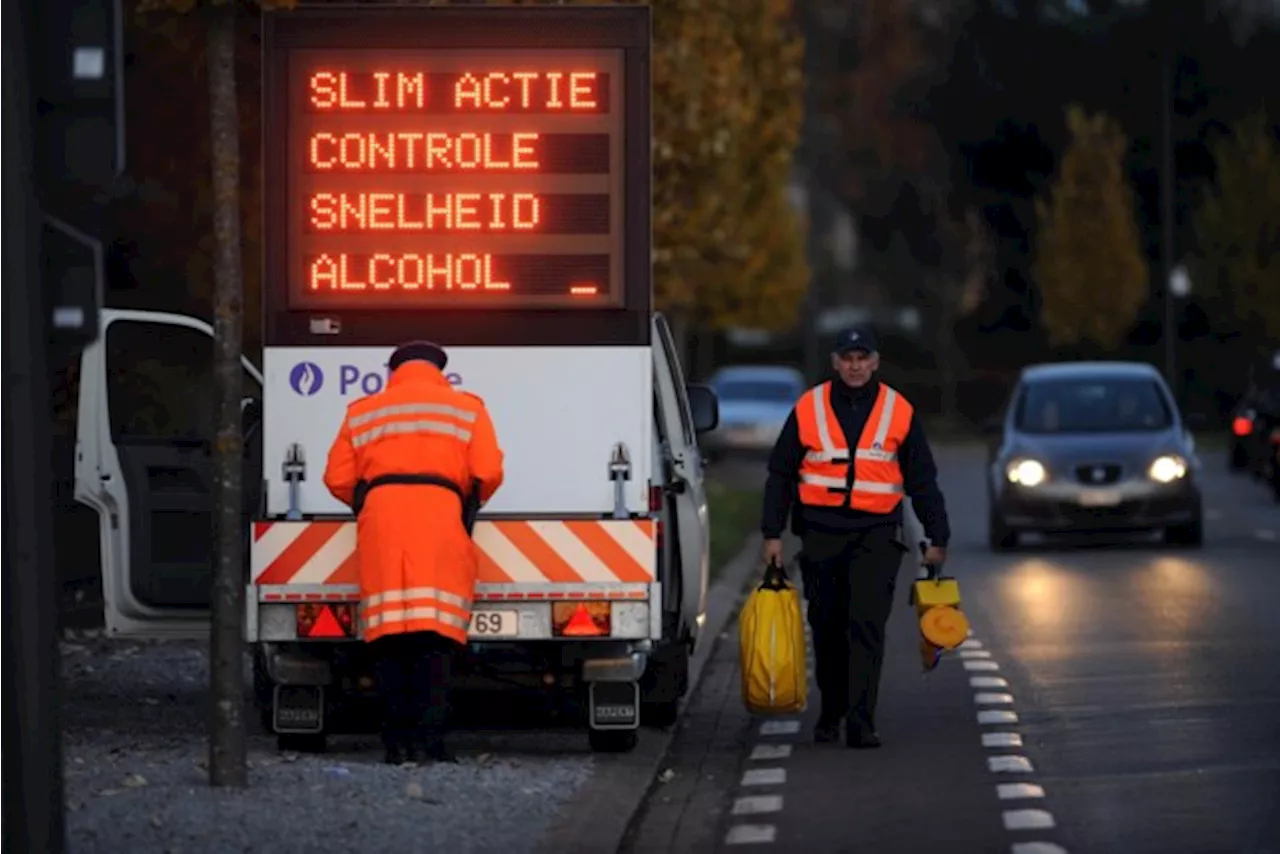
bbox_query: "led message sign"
[284,50,625,309]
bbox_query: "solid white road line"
[1003,809,1056,831]
[749,743,793,761]
[741,767,787,786]
[997,783,1045,800]
[983,732,1024,748]
[725,824,778,845]
[759,720,801,736]
[960,638,984,649]
[975,692,1016,705]
[988,755,1035,773]
[978,710,1019,725]
[971,676,1009,688]
[732,795,784,816]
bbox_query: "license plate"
[468,609,519,638]
[273,685,324,734]
[1078,488,1121,507]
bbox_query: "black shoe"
[419,741,458,764]
[847,730,882,749]
[384,744,411,765]
[814,714,842,743]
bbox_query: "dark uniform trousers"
[799,523,907,735]
[370,630,459,752]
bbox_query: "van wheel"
[277,733,327,753]
[588,729,638,753]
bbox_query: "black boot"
[814,712,842,743]
[419,738,458,764]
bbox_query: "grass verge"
[707,481,762,580]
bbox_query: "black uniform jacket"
[760,377,951,547]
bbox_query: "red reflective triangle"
[307,606,347,638]
[562,603,602,637]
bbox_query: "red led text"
[308,131,540,171]
[310,192,541,232]
[310,253,512,292]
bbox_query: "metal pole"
[1160,34,1177,392]
[2,0,68,847]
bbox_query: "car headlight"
[1006,458,1047,487]
[1148,455,1188,483]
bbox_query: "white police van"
[71,307,717,753]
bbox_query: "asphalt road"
[637,444,1280,854]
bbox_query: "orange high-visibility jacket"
[795,380,913,514]
[323,360,505,645]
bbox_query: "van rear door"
[77,309,264,638]
[651,314,710,642]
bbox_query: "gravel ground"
[60,637,594,854]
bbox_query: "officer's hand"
[762,538,784,567]
[922,545,947,568]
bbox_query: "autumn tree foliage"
[1193,109,1280,349]
[1032,104,1149,351]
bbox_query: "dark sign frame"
[262,4,651,348]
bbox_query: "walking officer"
[324,340,505,764]
[760,325,950,748]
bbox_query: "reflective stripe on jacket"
[795,380,913,513]
[322,360,505,645]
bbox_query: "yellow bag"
[739,562,808,715]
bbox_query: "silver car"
[985,361,1204,550]
[702,365,807,459]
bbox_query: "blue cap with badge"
[832,325,879,355]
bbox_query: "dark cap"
[388,340,448,371]
[832,325,878,356]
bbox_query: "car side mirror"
[686,384,720,434]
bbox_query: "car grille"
[1074,463,1122,485]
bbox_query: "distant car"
[702,365,807,458]
[985,361,1204,550]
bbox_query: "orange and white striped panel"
[251,518,657,587]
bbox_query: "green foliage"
[1032,104,1149,351]
[1192,109,1280,348]
[706,481,761,578]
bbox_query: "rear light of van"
[1233,415,1254,437]
[552,602,611,637]
[297,603,356,638]
[649,485,663,512]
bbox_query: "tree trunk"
[205,0,247,789]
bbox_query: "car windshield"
[714,379,800,403]
[1016,377,1172,434]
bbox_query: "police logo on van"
[290,362,324,396]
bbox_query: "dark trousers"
[370,630,458,750]
[799,524,907,735]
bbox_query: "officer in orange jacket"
[324,340,504,764]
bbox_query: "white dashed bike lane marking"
[722,621,814,846]
[961,637,1070,854]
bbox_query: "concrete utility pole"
[2,0,68,849]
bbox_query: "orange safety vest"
[795,381,913,513]
[322,360,505,646]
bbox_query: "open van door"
[75,309,264,639]
[651,314,710,645]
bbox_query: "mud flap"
[273,684,325,734]
[588,681,639,730]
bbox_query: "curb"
[534,533,763,854]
